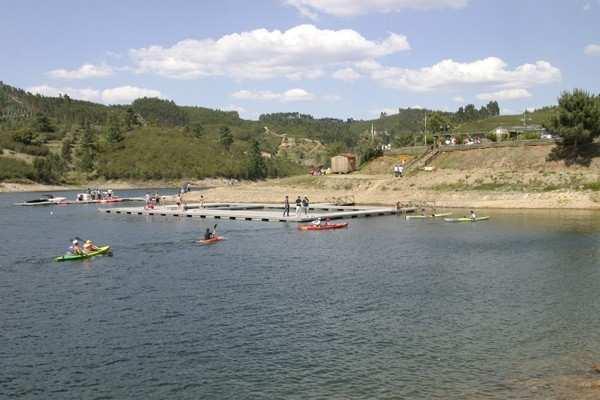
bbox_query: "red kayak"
[298,223,348,231]
[198,236,225,245]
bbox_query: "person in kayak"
[204,228,214,240]
[470,210,477,220]
[312,217,322,226]
[83,240,98,253]
[70,240,83,255]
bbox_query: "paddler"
[83,240,98,253]
[204,228,214,240]
[470,210,477,220]
[312,217,322,226]
[70,240,83,255]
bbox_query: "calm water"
[1,190,600,399]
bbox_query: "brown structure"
[330,153,357,174]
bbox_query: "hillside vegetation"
[0,80,568,186]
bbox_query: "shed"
[330,154,357,174]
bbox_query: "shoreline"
[4,178,600,211]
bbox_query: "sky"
[2,0,599,120]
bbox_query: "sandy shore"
[180,175,600,210]
[0,178,229,193]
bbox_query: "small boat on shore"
[54,245,112,262]
[298,222,348,231]
[444,216,490,223]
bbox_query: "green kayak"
[54,245,111,262]
[444,216,490,223]
[406,213,452,219]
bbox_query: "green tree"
[428,112,452,134]
[190,123,205,138]
[219,126,233,149]
[547,89,600,165]
[61,137,73,164]
[246,140,266,180]
[33,153,65,183]
[78,124,97,172]
[31,113,54,132]
[124,107,138,130]
[106,115,123,144]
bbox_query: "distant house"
[330,154,357,174]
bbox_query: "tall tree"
[547,89,600,165]
[246,140,266,180]
[78,123,96,172]
[219,126,233,149]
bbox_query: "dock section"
[99,202,415,223]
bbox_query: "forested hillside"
[0,81,551,185]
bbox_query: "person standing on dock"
[302,196,310,216]
[283,195,290,217]
[295,196,302,217]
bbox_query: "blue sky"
[2,0,599,120]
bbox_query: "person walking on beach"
[283,195,290,217]
[200,195,205,208]
[302,196,310,216]
[295,196,302,217]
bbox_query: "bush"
[33,153,65,183]
[0,157,34,180]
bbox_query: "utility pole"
[423,113,427,146]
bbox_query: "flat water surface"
[1,190,600,399]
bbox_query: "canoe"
[298,223,348,231]
[444,216,490,223]
[406,213,452,219]
[198,236,225,245]
[54,245,111,262]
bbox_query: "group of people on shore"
[283,195,310,217]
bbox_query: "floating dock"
[99,203,416,223]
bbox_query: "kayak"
[298,223,348,231]
[406,213,452,219]
[444,216,490,223]
[198,236,225,245]
[54,245,111,262]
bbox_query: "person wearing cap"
[70,240,83,255]
[83,240,98,253]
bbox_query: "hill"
[0,80,561,186]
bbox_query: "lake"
[2,190,600,399]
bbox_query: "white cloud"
[584,44,600,56]
[358,57,561,91]
[287,0,469,17]
[27,85,161,104]
[231,88,316,102]
[48,63,113,79]
[476,88,532,101]
[101,86,161,104]
[452,96,465,102]
[130,24,410,80]
[332,67,362,81]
